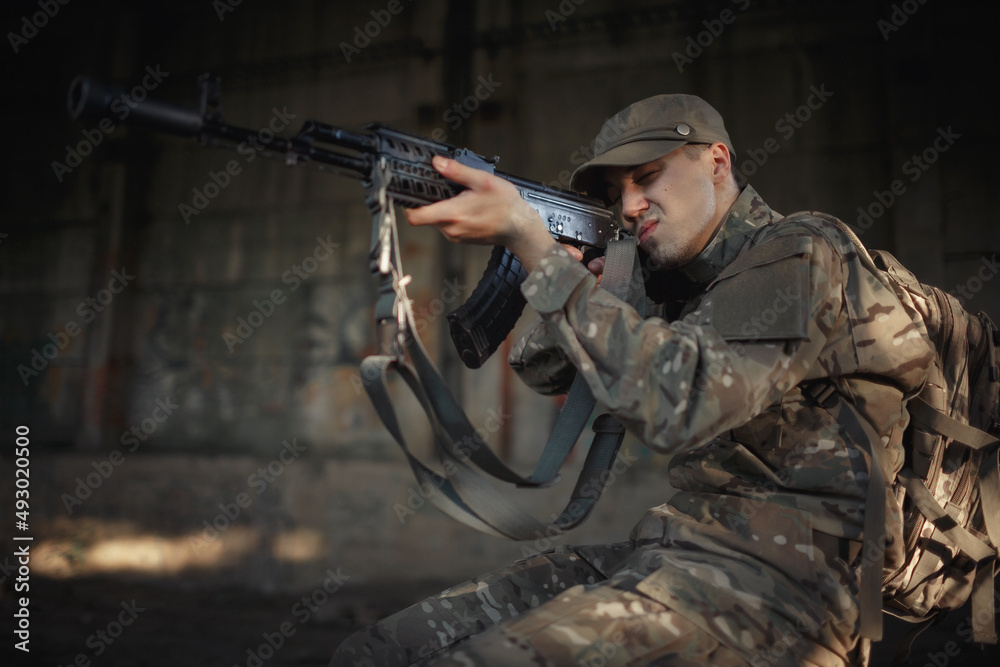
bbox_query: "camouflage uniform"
[331,185,936,666]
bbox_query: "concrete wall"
[1,0,996,598]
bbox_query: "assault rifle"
[67,74,641,540]
[67,74,617,368]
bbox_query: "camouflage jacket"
[510,185,935,626]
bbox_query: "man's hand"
[562,246,605,284]
[404,156,556,273]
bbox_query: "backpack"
[832,220,1000,658]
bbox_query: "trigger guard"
[581,246,605,266]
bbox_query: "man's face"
[604,146,723,270]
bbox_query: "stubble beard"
[637,198,717,271]
[636,213,699,271]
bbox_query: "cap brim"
[569,139,688,198]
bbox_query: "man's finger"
[404,198,454,226]
[431,156,493,191]
[405,157,498,226]
[403,187,483,226]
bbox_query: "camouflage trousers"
[330,541,862,666]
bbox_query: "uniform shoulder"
[751,210,858,261]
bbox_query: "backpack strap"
[803,380,890,641]
[897,468,997,644]
[904,396,1000,644]
[907,396,999,450]
[809,381,1000,644]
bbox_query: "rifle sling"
[362,235,645,540]
[524,235,647,487]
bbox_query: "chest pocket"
[705,234,812,342]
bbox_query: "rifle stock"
[67,74,618,367]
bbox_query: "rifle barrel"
[67,76,372,179]
[68,76,205,136]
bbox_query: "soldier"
[331,94,935,665]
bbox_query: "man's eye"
[635,170,658,184]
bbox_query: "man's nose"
[620,187,648,226]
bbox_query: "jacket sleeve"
[507,317,578,396]
[518,231,847,454]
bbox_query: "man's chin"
[641,246,683,272]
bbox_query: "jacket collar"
[678,185,781,284]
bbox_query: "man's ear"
[708,142,733,185]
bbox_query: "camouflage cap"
[570,94,735,202]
